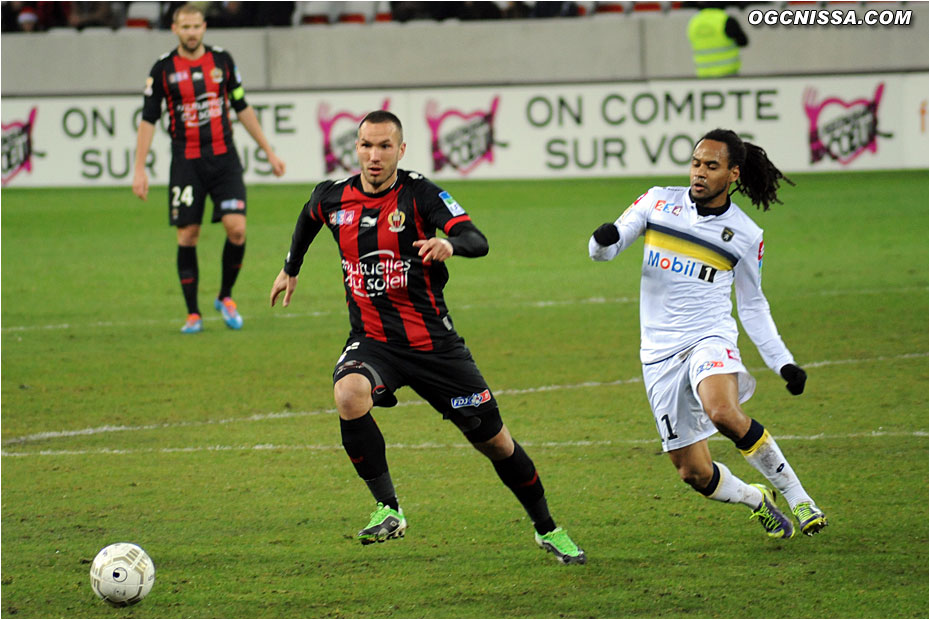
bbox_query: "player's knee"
[227,227,246,245]
[222,214,246,244]
[703,400,742,428]
[177,225,200,246]
[455,409,507,456]
[333,374,373,419]
[472,426,513,460]
[677,463,713,490]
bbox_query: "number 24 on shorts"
[171,185,194,207]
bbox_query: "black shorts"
[333,335,499,420]
[168,151,246,227]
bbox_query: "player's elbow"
[474,232,489,257]
[449,226,488,258]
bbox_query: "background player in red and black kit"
[269,111,586,564]
[132,2,285,334]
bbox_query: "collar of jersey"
[690,191,732,217]
[174,47,210,65]
[354,174,400,199]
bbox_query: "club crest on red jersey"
[388,208,406,233]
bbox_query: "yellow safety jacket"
[688,8,741,77]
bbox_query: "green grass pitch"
[1,170,927,618]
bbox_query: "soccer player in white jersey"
[588,128,826,539]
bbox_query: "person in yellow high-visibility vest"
[688,5,749,78]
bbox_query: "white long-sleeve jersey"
[589,186,795,374]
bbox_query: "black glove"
[592,222,620,246]
[780,364,807,395]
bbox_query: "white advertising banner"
[2,73,926,188]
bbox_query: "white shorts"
[642,337,756,452]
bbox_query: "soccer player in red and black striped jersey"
[270,111,585,564]
[132,2,285,334]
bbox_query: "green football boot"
[357,502,406,545]
[535,527,586,565]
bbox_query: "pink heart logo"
[1,107,38,186]
[426,97,502,175]
[804,83,886,165]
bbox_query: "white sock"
[740,429,812,509]
[704,461,763,509]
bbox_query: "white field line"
[2,285,925,333]
[1,430,926,458]
[1,352,926,455]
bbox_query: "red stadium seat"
[125,1,161,29]
[374,1,392,22]
[595,2,626,15]
[337,1,376,23]
[632,2,663,12]
[298,1,332,24]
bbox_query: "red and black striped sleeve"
[412,174,488,257]
[140,56,168,124]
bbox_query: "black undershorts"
[168,150,246,227]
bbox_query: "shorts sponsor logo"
[220,199,245,211]
[696,361,725,375]
[647,250,717,283]
[450,389,492,409]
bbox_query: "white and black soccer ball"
[89,542,155,607]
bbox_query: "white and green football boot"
[357,502,406,545]
[535,527,586,565]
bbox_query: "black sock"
[697,463,721,496]
[734,419,766,451]
[177,245,199,315]
[364,472,398,511]
[492,441,555,534]
[340,413,396,508]
[219,239,245,300]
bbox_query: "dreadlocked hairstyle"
[698,129,794,211]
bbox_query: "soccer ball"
[89,542,155,607]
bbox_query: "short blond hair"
[173,2,206,23]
